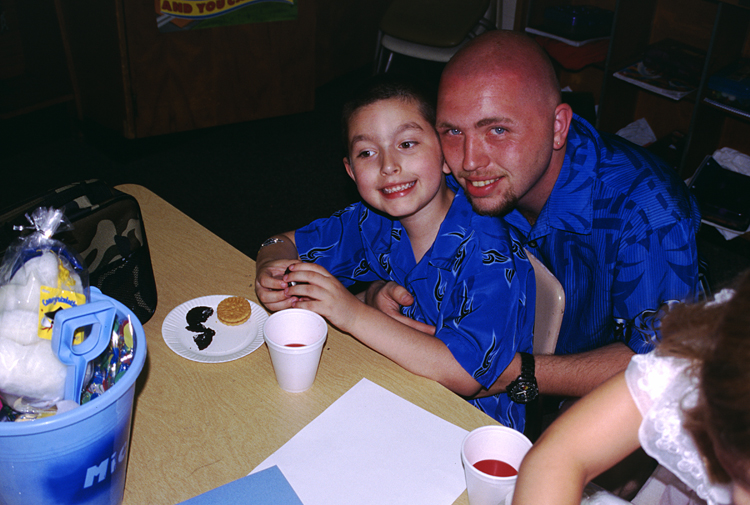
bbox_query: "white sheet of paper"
[251,378,470,505]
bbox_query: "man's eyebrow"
[436,117,516,130]
[476,116,515,128]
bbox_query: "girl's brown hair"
[658,270,750,483]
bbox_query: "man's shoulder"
[572,119,678,190]
[570,119,698,225]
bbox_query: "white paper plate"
[162,295,268,363]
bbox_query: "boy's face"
[344,98,450,222]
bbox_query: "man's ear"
[553,103,573,150]
[442,159,452,175]
[344,157,355,181]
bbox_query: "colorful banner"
[155,0,296,32]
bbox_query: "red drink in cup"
[473,459,517,477]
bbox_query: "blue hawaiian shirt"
[295,186,535,430]
[504,114,702,355]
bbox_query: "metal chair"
[374,0,498,73]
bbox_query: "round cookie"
[217,296,252,326]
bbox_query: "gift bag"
[0,181,157,324]
[0,207,90,408]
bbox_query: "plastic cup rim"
[263,308,327,349]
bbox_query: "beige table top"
[117,184,498,505]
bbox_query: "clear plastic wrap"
[0,208,90,412]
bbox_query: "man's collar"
[508,115,596,238]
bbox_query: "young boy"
[255,75,535,430]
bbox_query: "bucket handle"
[51,297,116,403]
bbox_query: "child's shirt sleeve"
[294,203,384,287]
[427,235,535,390]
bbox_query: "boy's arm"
[287,263,483,396]
[511,372,642,505]
[254,231,300,312]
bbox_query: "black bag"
[0,180,158,324]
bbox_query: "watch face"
[510,379,538,403]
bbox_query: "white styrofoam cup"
[263,308,327,393]
[461,425,532,505]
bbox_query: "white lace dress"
[625,352,733,505]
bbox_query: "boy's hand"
[283,263,362,331]
[365,281,437,335]
[254,259,300,311]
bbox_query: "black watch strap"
[519,351,535,379]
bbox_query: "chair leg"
[374,30,384,74]
[384,51,394,73]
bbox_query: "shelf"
[704,98,750,122]
[613,61,698,102]
[524,26,610,47]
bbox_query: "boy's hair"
[341,74,437,158]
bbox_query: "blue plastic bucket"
[0,289,147,505]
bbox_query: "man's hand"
[364,280,436,335]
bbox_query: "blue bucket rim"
[0,289,147,436]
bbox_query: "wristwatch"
[259,237,285,250]
[507,352,539,404]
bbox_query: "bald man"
[370,30,702,403]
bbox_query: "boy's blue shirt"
[295,184,535,431]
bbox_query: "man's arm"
[475,210,699,399]
[471,342,634,399]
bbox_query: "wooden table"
[117,184,498,505]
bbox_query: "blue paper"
[179,465,303,504]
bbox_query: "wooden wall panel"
[58,0,317,138]
[121,0,316,137]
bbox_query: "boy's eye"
[357,149,375,158]
[399,141,417,149]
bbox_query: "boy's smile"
[381,180,416,197]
